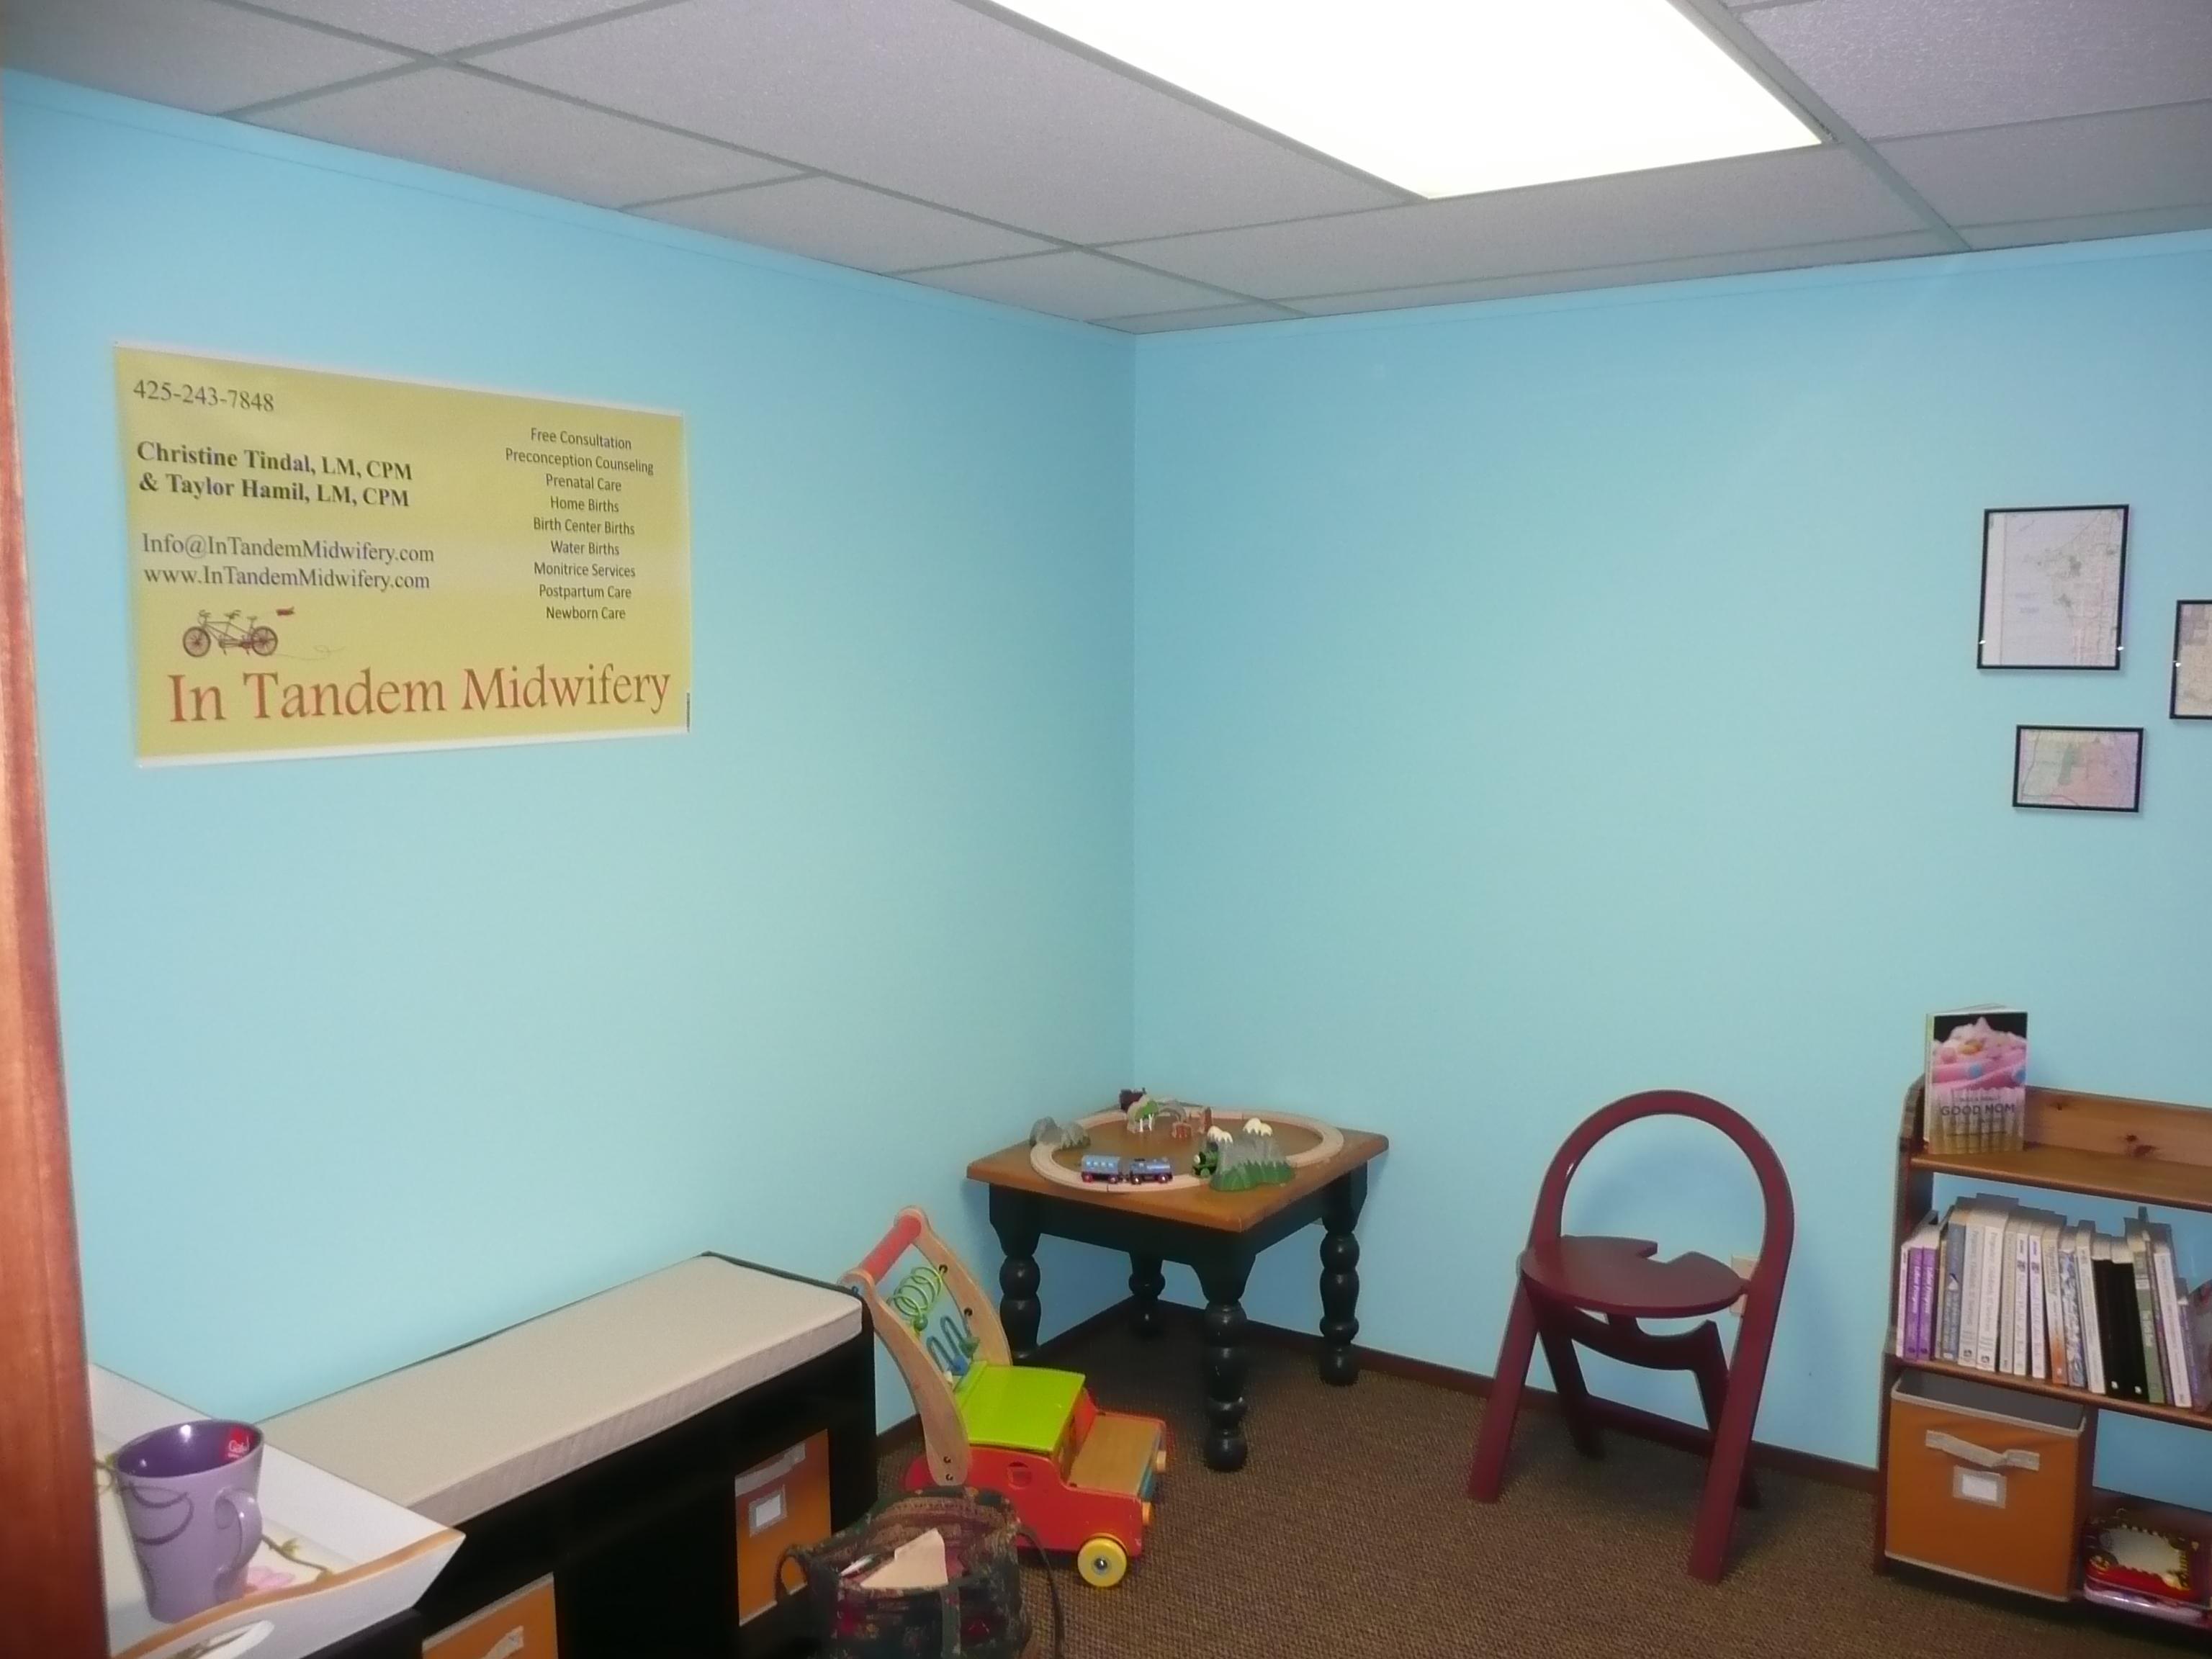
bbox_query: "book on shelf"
[2149,1221,2195,1411]
[1896,1197,2207,1414]
[2126,1220,2168,1407]
[2076,1220,2107,1397]
[2041,1212,2068,1384]
[2190,1281,2212,1406]
[2098,1244,2149,1403]
[2059,1221,2090,1390]
[1975,1197,2010,1372]
[1951,1197,1980,1364]
[1923,1007,2028,1154]
[1997,1212,2018,1376]
[2029,1214,2052,1381]
[1936,1211,1966,1363]
[1895,1215,1939,1359]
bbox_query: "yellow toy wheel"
[1154,1446,1168,1476]
[1076,1537,1129,1588]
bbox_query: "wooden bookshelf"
[1910,1144,2212,1213]
[1896,1352,2212,1431]
[1909,1087,2212,1213]
[1876,1080,2212,1638]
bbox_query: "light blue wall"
[14,68,2211,1500]
[1133,235,2212,1497]
[4,75,1133,1425]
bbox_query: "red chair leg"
[1687,1305,1779,1581]
[1468,1281,1539,1500]
[1687,1322,1758,1509]
[1536,1311,1604,1460]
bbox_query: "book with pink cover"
[1924,1008,2027,1153]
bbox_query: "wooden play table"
[966,1113,1388,1473]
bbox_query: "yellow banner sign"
[119,347,689,763]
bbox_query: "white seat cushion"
[265,1256,862,1524]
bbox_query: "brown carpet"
[880,1314,2175,1658]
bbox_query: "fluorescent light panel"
[992,0,1820,199]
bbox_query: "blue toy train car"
[1079,1154,1178,1185]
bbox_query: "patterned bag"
[777,1486,1061,1659]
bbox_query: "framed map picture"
[2013,725,2142,813]
[1978,505,2128,669]
[2172,601,2212,720]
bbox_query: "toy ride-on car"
[845,1207,1168,1587]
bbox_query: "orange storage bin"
[735,1431,833,1624]
[1884,1371,2090,1599]
[423,1575,558,1659]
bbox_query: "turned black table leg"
[1319,1170,1367,1386]
[989,1191,1043,1362]
[1128,1253,1165,1338]
[1196,1254,1254,1472]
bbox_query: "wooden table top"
[967,1124,1388,1235]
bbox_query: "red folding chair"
[1466,1090,1794,1582]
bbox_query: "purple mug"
[112,1419,264,1623]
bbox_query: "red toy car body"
[899,1385,1164,1561]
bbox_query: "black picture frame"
[2172,601,2212,721]
[2012,724,2143,813]
[1977,504,2128,670]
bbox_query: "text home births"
[132,379,276,413]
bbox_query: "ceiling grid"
[1,0,2203,330]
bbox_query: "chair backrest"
[1529,1090,1795,1285]
[843,1208,1012,1485]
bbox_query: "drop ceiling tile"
[252,68,795,207]
[475,0,1397,244]
[637,177,1050,271]
[1961,202,2212,250]
[0,0,406,112]
[1109,147,1928,302]
[245,1,644,54]
[1282,230,1954,317]
[1099,303,1298,333]
[902,252,1231,322]
[1748,0,2212,140]
[1879,101,2212,228]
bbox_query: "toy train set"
[1028,1092,1347,1195]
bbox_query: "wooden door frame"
[0,94,109,1658]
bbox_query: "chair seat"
[1519,1234,1745,1318]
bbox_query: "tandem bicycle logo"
[180,607,287,659]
